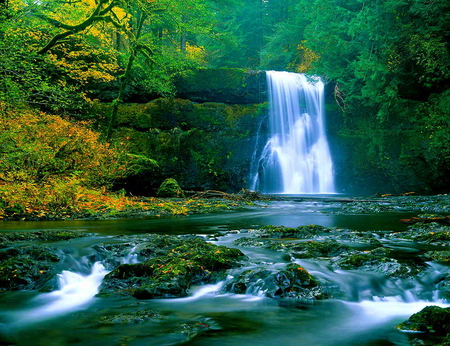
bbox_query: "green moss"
[176,68,248,92]
[397,306,450,334]
[425,251,450,262]
[99,236,246,299]
[257,224,331,239]
[289,240,351,259]
[156,178,185,198]
[0,230,89,245]
[98,309,161,325]
[0,246,60,292]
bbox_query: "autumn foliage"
[0,104,152,219]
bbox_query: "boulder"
[98,237,246,299]
[224,263,327,300]
[0,246,60,292]
[397,306,450,334]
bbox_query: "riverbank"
[0,196,256,222]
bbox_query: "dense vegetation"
[0,0,449,219]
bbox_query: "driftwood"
[400,216,450,225]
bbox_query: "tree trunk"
[106,11,146,141]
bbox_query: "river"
[0,197,447,345]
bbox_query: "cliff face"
[94,98,268,194]
[325,88,450,195]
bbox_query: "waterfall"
[250,71,335,194]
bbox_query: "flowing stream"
[250,71,335,194]
[0,199,447,345]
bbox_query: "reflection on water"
[0,200,414,236]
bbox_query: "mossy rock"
[397,306,450,334]
[289,240,351,259]
[334,247,425,278]
[0,230,89,247]
[390,223,450,245]
[0,246,60,292]
[224,263,326,300]
[98,236,246,299]
[98,309,161,325]
[425,251,450,262]
[256,224,331,239]
[156,178,185,198]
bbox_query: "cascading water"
[250,71,335,194]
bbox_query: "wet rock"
[172,320,214,342]
[98,237,246,299]
[0,246,60,292]
[288,240,351,259]
[339,202,394,214]
[91,242,138,269]
[389,223,450,245]
[0,230,90,248]
[92,234,202,269]
[424,251,450,262]
[98,309,161,324]
[233,237,279,249]
[400,215,450,225]
[333,247,425,278]
[224,263,327,300]
[254,224,332,239]
[397,306,450,334]
[332,232,382,245]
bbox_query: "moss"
[0,246,60,292]
[257,224,331,239]
[397,306,450,334]
[224,263,325,300]
[289,240,351,259]
[98,310,161,325]
[283,263,319,287]
[99,236,246,299]
[156,178,185,198]
[176,68,248,92]
[0,230,89,245]
[425,251,450,262]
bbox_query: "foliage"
[0,106,155,219]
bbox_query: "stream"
[0,197,448,346]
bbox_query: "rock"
[390,223,450,245]
[156,178,185,198]
[233,237,279,249]
[172,320,214,341]
[397,306,450,334]
[333,247,425,278]
[0,230,90,248]
[224,263,327,300]
[98,236,246,299]
[332,231,381,245]
[98,309,161,324]
[288,240,351,259]
[400,215,450,225]
[0,246,60,292]
[424,251,450,262]
[255,224,332,239]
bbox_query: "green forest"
[1,0,449,220]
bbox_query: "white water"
[14,262,108,325]
[251,71,335,194]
